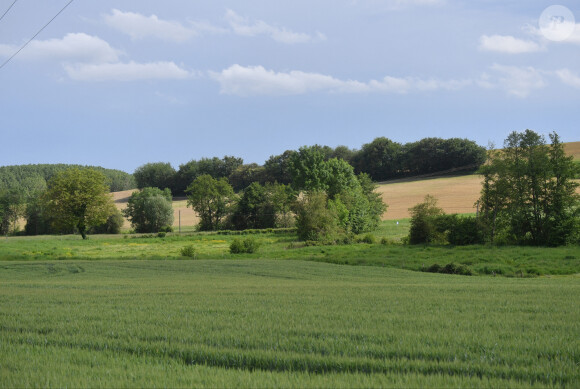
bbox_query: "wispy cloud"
[224,9,326,44]
[210,64,470,96]
[103,9,199,42]
[555,69,580,88]
[64,61,194,82]
[479,34,542,54]
[0,33,120,63]
[479,64,546,98]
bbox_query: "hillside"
[112,141,580,228]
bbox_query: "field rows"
[1,260,579,387]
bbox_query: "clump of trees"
[289,146,387,242]
[123,187,174,233]
[479,130,579,246]
[407,130,579,247]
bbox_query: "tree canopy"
[479,130,580,246]
[186,175,235,231]
[43,168,117,239]
[123,187,174,233]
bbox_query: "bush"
[157,232,166,238]
[425,262,473,276]
[180,245,196,258]
[90,209,125,235]
[446,216,484,245]
[408,195,445,244]
[230,237,261,254]
[358,233,376,244]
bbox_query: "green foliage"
[289,145,330,192]
[408,195,445,244]
[229,237,261,253]
[294,192,340,242]
[0,189,25,235]
[180,244,196,257]
[123,187,174,233]
[404,137,487,176]
[425,263,473,276]
[351,137,486,181]
[24,195,53,236]
[479,130,580,246]
[263,150,297,185]
[289,150,387,240]
[174,156,244,195]
[90,208,124,235]
[0,164,135,193]
[352,137,402,181]
[44,168,117,239]
[186,175,235,231]
[133,162,176,190]
[445,215,485,245]
[229,182,296,230]
[228,163,266,191]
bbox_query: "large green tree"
[186,175,235,231]
[479,130,579,245]
[123,187,174,233]
[44,168,116,239]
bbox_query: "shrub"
[230,237,261,254]
[446,215,484,245]
[358,233,376,244]
[180,245,196,258]
[408,195,445,244]
[157,232,166,238]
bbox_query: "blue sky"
[1,0,579,173]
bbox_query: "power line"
[0,0,19,22]
[0,0,74,71]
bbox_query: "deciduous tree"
[44,168,116,239]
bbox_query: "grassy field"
[1,260,579,388]
[2,223,580,277]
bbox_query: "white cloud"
[224,9,325,44]
[104,9,199,42]
[555,69,580,88]
[479,35,542,54]
[480,64,547,98]
[64,61,194,82]
[210,64,470,96]
[0,33,120,63]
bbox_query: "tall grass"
[1,260,579,387]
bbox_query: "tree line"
[134,137,487,195]
[2,131,576,246]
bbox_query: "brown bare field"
[377,175,484,220]
[564,141,580,161]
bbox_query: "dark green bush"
[230,237,261,254]
[358,233,376,244]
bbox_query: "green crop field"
[1,260,579,388]
[1,223,580,388]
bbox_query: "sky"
[1,0,579,173]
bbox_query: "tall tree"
[186,175,235,231]
[123,187,174,233]
[479,130,579,245]
[44,168,116,239]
